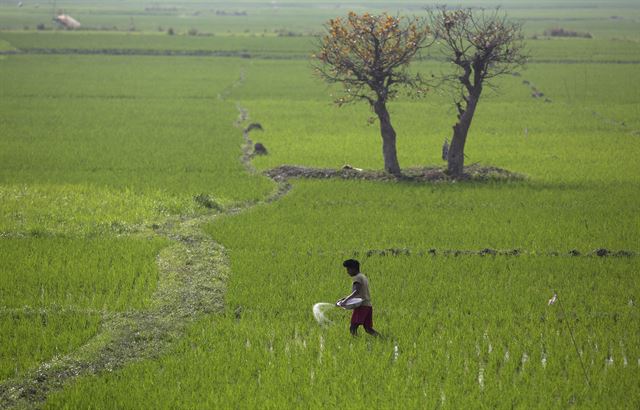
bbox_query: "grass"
[0,0,638,407]
[3,32,640,65]
[0,236,167,380]
[1,0,639,39]
[0,31,316,57]
[238,59,640,187]
[0,184,169,236]
[44,21,639,410]
[0,39,270,386]
[45,248,640,408]
[214,179,639,251]
[0,54,274,236]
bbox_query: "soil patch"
[265,164,524,183]
[352,247,635,258]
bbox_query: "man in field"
[336,259,380,337]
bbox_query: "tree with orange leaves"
[314,12,431,175]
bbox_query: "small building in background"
[53,14,81,29]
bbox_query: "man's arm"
[337,282,361,306]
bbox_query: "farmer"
[336,259,380,337]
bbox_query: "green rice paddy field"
[0,0,639,408]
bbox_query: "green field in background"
[0,54,274,236]
[1,0,639,39]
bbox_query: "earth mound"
[265,164,524,183]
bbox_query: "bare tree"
[429,7,527,176]
[314,12,431,175]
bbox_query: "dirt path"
[236,107,292,204]
[0,71,286,409]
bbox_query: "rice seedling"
[0,1,638,407]
[0,237,167,379]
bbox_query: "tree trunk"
[447,95,479,176]
[374,100,401,175]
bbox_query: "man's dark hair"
[342,259,360,270]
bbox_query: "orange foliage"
[315,12,430,105]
